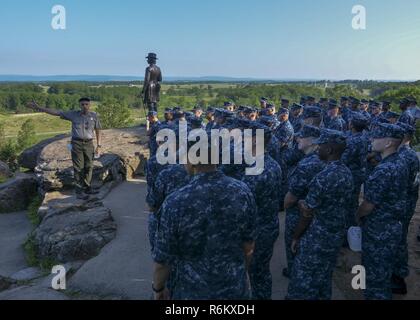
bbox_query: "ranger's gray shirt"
[60,111,102,140]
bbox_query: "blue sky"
[1,0,420,80]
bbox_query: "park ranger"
[27,98,102,200]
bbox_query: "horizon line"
[0,74,419,83]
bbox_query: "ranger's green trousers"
[71,139,94,193]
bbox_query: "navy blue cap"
[400,98,409,105]
[350,113,370,127]
[328,101,339,109]
[259,116,277,127]
[278,107,289,115]
[243,106,257,115]
[206,107,215,113]
[314,129,347,145]
[164,107,173,113]
[190,117,203,127]
[281,98,290,103]
[396,122,416,136]
[302,106,322,119]
[295,125,321,139]
[224,101,234,107]
[214,108,224,118]
[291,103,304,110]
[340,96,349,101]
[384,111,400,119]
[306,96,315,101]
[266,104,275,110]
[247,122,272,141]
[148,111,158,117]
[260,97,268,102]
[407,97,417,104]
[319,98,328,103]
[222,109,235,119]
[371,123,405,140]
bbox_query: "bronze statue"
[142,53,162,112]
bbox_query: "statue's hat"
[146,53,158,60]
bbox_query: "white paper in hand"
[347,226,362,252]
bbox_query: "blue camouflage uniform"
[146,164,190,253]
[153,170,257,300]
[148,120,162,157]
[361,123,408,300]
[274,120,295,148]
[285,126,325,275]
[325,116,346,131]
[242,154,282,300]
[287,130,353,300]
[393,123,420,279]
[341,115,370,228]
[399,110,416,126]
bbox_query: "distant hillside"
[0,74,321,83]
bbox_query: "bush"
[96,98,132,129]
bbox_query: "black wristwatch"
[152,283,165,293]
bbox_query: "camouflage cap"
[302,106,322,119]
[314,129,347,145]
[278,107,290,115]
[295,125,321,138]
[291,103,304,110]
[384,111,400,119]
[370,123,405,140]
[396,122,416,136]
[350,112,370,127]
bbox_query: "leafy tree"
[17,119,36,152]
[0,141,18,171]
[97,98,132,129]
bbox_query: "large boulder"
[0,174,38,213]
[34,128,149,193]
[27,127,149,263]
[19,134,69,170]
[33,202,117,262]
[0,161,12,179]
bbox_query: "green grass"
[27,195,43,227]
[0,176,7,184]
[0,113,71,138]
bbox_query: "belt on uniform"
[72,138,93,143]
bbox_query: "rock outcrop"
[28,127,149,263]
[0,174,38,213]
[34,201,117,262]
[32,128,149,193]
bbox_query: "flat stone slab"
[0,285,69,300]
[10,267,44,282]
[0,211,32,277]
[69,180,152,299]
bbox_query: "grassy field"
[0,106,147,146]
